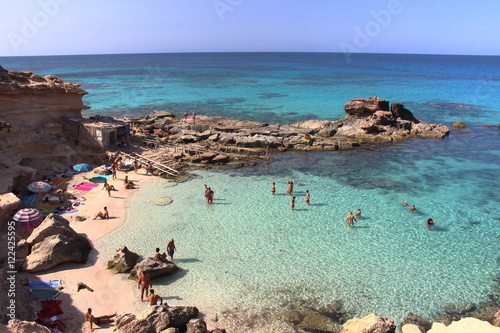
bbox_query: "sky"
[1,0,500,57]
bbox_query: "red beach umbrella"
[13,208,42,222]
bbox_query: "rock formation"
[426,317,500,332]
[0,269,41,325]
[0,66,97,194]
[129,257,179,280]
[18,213,92,272]
[107,246,140,273]
[115,305,199,333]
[340,313,396,333]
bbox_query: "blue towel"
[29,280,61,288]
[93,175,111,179]
[21,194,37,205]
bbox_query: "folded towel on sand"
[29,280,61,288]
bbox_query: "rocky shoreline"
[1,67,499,332]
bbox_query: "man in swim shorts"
[345,211,357,225]
[166,238,176,261]
[85,308,116,331]
[146,289,163,306]
[138,271,152,302]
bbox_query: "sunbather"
[125,181,136,189]
[94,207,109,220]
[85,308,116,331]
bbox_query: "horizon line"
[1,50,499,58]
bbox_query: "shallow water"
[96,128,499,331]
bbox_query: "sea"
[2,52,499,331]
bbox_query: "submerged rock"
[152,196,173,206]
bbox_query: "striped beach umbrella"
[27,181,52,193]
[73,163,93,172]
[13,208,42,222]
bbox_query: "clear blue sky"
[1,0,499,56]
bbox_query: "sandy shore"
[32,168,159,333]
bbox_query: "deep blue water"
[1,53,499,331]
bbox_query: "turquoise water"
[2,53,499,330]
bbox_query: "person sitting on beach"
[146,289,163,306]
[56,189,65,203]
[138,271,152,302]
[345,211,357,225]
[94,207,109,220]
[154,247,167,261]
[35,313,66,331]
[85,308,116,331]
[303,133,311,141]
[146,163,154,175]
[166,238,176,261]
[125,181,136,189]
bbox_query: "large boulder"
[6,319,50,332]
[129,257,179,280]
[107,246,140,273]
[400,312,432,332]
[297,310,340,332]
[341,313,396,333]
[493,310,500,327]
[22,233,91,272]
[26,213,91,250]
[344,98,389,116]
[186,318,207,333]
[117,305,199,333]
[0,193,20,224]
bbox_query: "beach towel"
[29,280,61,288]
[30,289,60,300]
[94,174,111,179]
[56,208,77,215]
[36,206,54,214]
[87,177,107,183]
[49,179,66,187]
[73,185,95,191]
[82,182,99,188]
[21,194,37,205]
[37,300,63,319]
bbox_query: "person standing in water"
[287,181,293,195]
[291,196,296,209]
[355,209,362,217]
[271,182,276,194]
[345,211,357,226]
[305,190,310,205]
[166,238,176,261]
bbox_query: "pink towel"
[81,182,99,188]
[74,185,94,191]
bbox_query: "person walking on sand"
[94,207,109,220]
[166,238,176,261]
[271,182,276,194]
[345,211,357,226]
[138,271,152,302]
[305,190,310,205]
[85,308,116,331]
[146,289,163,306]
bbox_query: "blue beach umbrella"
[27,181,51,193]
[73,163,93,172]
[13,208,42,222]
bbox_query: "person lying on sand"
[85,308,116,331]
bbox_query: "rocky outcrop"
[340,313,396,333]
[493,310,500,327]
[115,305,199,333]
[186,318,207,333]
[129,257,179,280]
[427,317,500,332]
[400,313,432,333]
[0,193,20,224]
[19,213,92,272]
[107,246,140,273]
[452,121,469,128]
[5,319,50,332]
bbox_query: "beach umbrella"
[73,163,93,172]
[27,181,52,193]
[13,208,42,222]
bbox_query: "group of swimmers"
[271,181,311,209]
[401,200,436,229]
